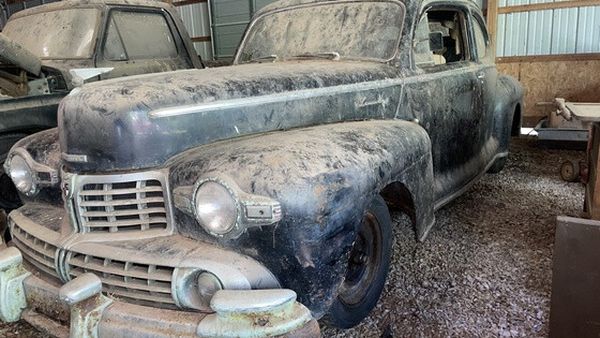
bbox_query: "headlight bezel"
[4,147,60,197]
[192,177,242,238]
[188,175,283,240]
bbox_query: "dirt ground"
[1,138,585,338]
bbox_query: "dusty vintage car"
[0,0,522,336]
[0,0,202,210]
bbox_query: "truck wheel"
[487,157,507,174]
[324,195,392,329]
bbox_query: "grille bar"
[68,255,172,281]
[68,253,175,306]
[78,186,163,196]
[78,197,165,207]
[81,207,167,218]
[11,224,60,281]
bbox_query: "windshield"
[237,1,404,63]
[3,8,101,59]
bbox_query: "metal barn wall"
[497,1,600,57]
[176,2,213,60]
[494,1,600,126]
[210,0,276,60]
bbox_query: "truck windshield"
[3,8,100,59]
[237,1,404,63]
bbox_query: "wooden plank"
[498,0,600,14]
[487,0,499,59]
[190,36,211,43]
[172,0,206,7]
[497,53,600,63]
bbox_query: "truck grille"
[74,172,171,233]
[67,253,175,307]
[11,223,59,280]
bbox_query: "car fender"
[167,119,435,316]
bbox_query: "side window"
[472,15,489,60]
[413,9,469,68]
[103,10,178,61]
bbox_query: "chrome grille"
[67,253,175,306]
[10,223,59,280]
[75,174,171,233]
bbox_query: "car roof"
[9,0,172,20]
[257,0,480,17]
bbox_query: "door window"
[413,9,469,68]
[103,10,178,61]
[472,15,489,60]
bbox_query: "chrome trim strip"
[147,63,488,119]
[148,78,403,119]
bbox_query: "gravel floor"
[0,138,585,338]
[322,138,585,338]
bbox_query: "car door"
[470,10,499,168]
[96,7,194,79]
[403,4,484,204]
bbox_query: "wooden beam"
[191,36,211,42]
[498,0,600,14]
[496,53,600,63]
[487,0,498,59]
[172,0,206,7]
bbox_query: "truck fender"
[167,119,436,316]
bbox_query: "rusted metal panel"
[550,216,600,338]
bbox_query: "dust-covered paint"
[5,0,523,335]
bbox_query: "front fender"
[167,119,435,317]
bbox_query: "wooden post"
[487,0,498,60]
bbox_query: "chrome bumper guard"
[0,246,320,338]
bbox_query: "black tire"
[324,195,392,329]
[487,157,507,174]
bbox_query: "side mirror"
[429,31,444,53]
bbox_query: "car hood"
[59,60,402,172]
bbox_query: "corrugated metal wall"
[497,1,600,56]
[177,2,213,60]
[209,0,276,59]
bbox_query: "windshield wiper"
[290,52,341,60]
[247,55,278,63]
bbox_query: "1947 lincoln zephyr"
[0,0,522,336]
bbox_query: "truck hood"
[59,61,402,172]
[0,33,41,75]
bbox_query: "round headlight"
[8,155,35,195]
[194,181,238,236]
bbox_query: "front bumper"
[0,246,320,338]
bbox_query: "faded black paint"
[13,0,523,320]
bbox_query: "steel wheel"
[338,212,383,306]
[324,195,392,329]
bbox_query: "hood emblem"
[62,152,89,163]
